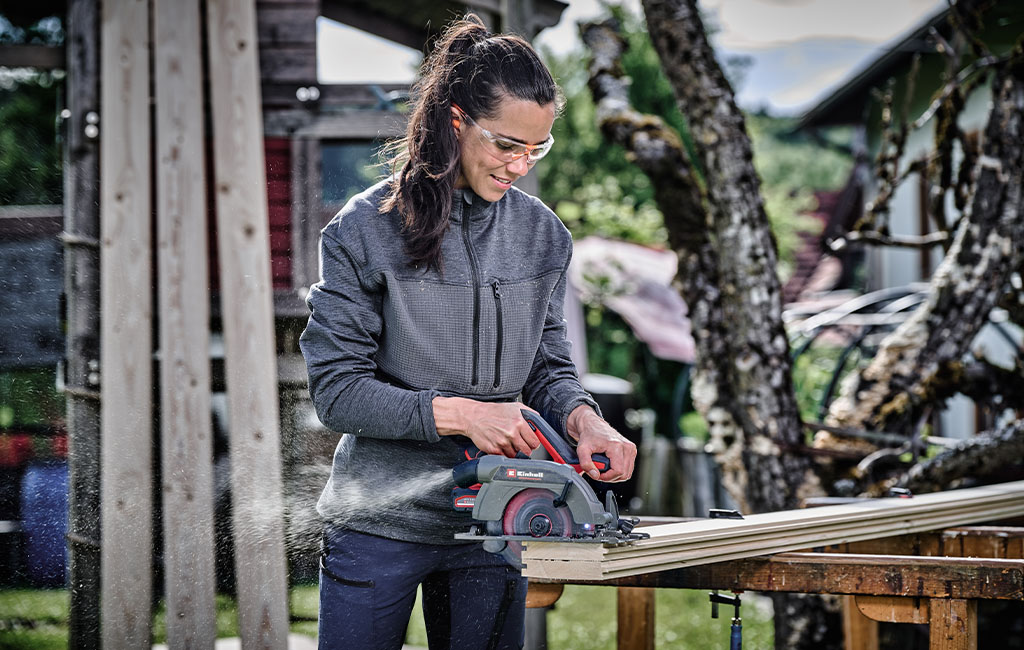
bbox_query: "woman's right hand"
[432,396,541,458]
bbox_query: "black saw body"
[451,410,647,567]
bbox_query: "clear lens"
[485,135,553,163]
[457,106,554,163]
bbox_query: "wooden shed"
[1,0,569,646]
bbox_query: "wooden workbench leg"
[842,595,879,650]
[929,599,977,650]
[617,587,655,650]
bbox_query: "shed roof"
[798,2,1024,130]
[797,5,949,129]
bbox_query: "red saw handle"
[457,411,611,476]
[520,409,610,474]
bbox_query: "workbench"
[526,526,1024,650]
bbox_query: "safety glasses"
[453,104,555,164]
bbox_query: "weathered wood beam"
[617,587,655,650]
[64,1,101,646]
[99,0,153,645]
[0,44,64,69]
[523,481,1024,580]
[154,0,217,644]
[581,553,1024,600]
[319,4,428,51]
[827,526,1024,559]
[206,0,290,644]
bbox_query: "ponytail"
[380,13,562,271]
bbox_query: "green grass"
[1,583,773,649]
[405,584,773,649]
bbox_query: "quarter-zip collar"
[451,188,496,223]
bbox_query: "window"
[321,140,385,206]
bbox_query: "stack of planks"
[521,480,1024,581]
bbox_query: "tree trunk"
[637,0,817,515]
[583,7,841,647]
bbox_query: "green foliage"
[679,410,709,442]
[791,344,862,425]
[556,176,667,246]
[0,588,68,650]
[0,15,64,206]
[0,369,64,429]
[0,72,63,206]
[747,113,854,275]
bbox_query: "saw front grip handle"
[520,409,610,474]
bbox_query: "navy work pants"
[318,526,528,650]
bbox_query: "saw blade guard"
[453,455,616,531]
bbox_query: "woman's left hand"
[566,405,637,482]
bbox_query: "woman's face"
[454,96,556,203]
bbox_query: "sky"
[317,0,946,116]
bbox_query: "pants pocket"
[318,547,376,648]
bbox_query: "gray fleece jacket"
[300,179,598,544]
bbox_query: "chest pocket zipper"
[492,280,503,388]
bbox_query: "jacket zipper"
[461,212,482,386]
[492,280,503,388]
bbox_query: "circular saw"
[451,410,648,568]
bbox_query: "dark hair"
[381,13,563,271]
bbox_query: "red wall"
[207,137,292,293]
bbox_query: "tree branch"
[827,45,1024,439]
[888,418,1024,495]
[828,229,950,251]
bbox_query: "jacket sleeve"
[520,251,600,436]
[299,228,441,442]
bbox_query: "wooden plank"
[205,0,290,646]
[525,582,563,609]
[855,595,929,624]
[522,482,1024,580]
[524,500,1024,579]
[842,595,878,650]
[831,526,1024,559]
[99,0,153,646]
[572,553,1024,600]
[64,1,102,646]
[289,136,320,292]
[0,43,64,69]
[617,587,655,650]
[153,0,217,646]
[929,599,977,650]
[258,45,316,83]
[256,6,317,46]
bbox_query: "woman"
[300,14,636,649]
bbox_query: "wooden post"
[154,0,217,645]
[64,0,102,647]
[206,0,290,645]
[842,596,878,650]
[617,587,655,650]
[99,0,153,646]
[929,599,977,650]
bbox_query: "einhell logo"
[505,468,544,481]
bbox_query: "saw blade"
[502,488,575,538]
[497,488,575,568]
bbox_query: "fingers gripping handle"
[520,409,610,474]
